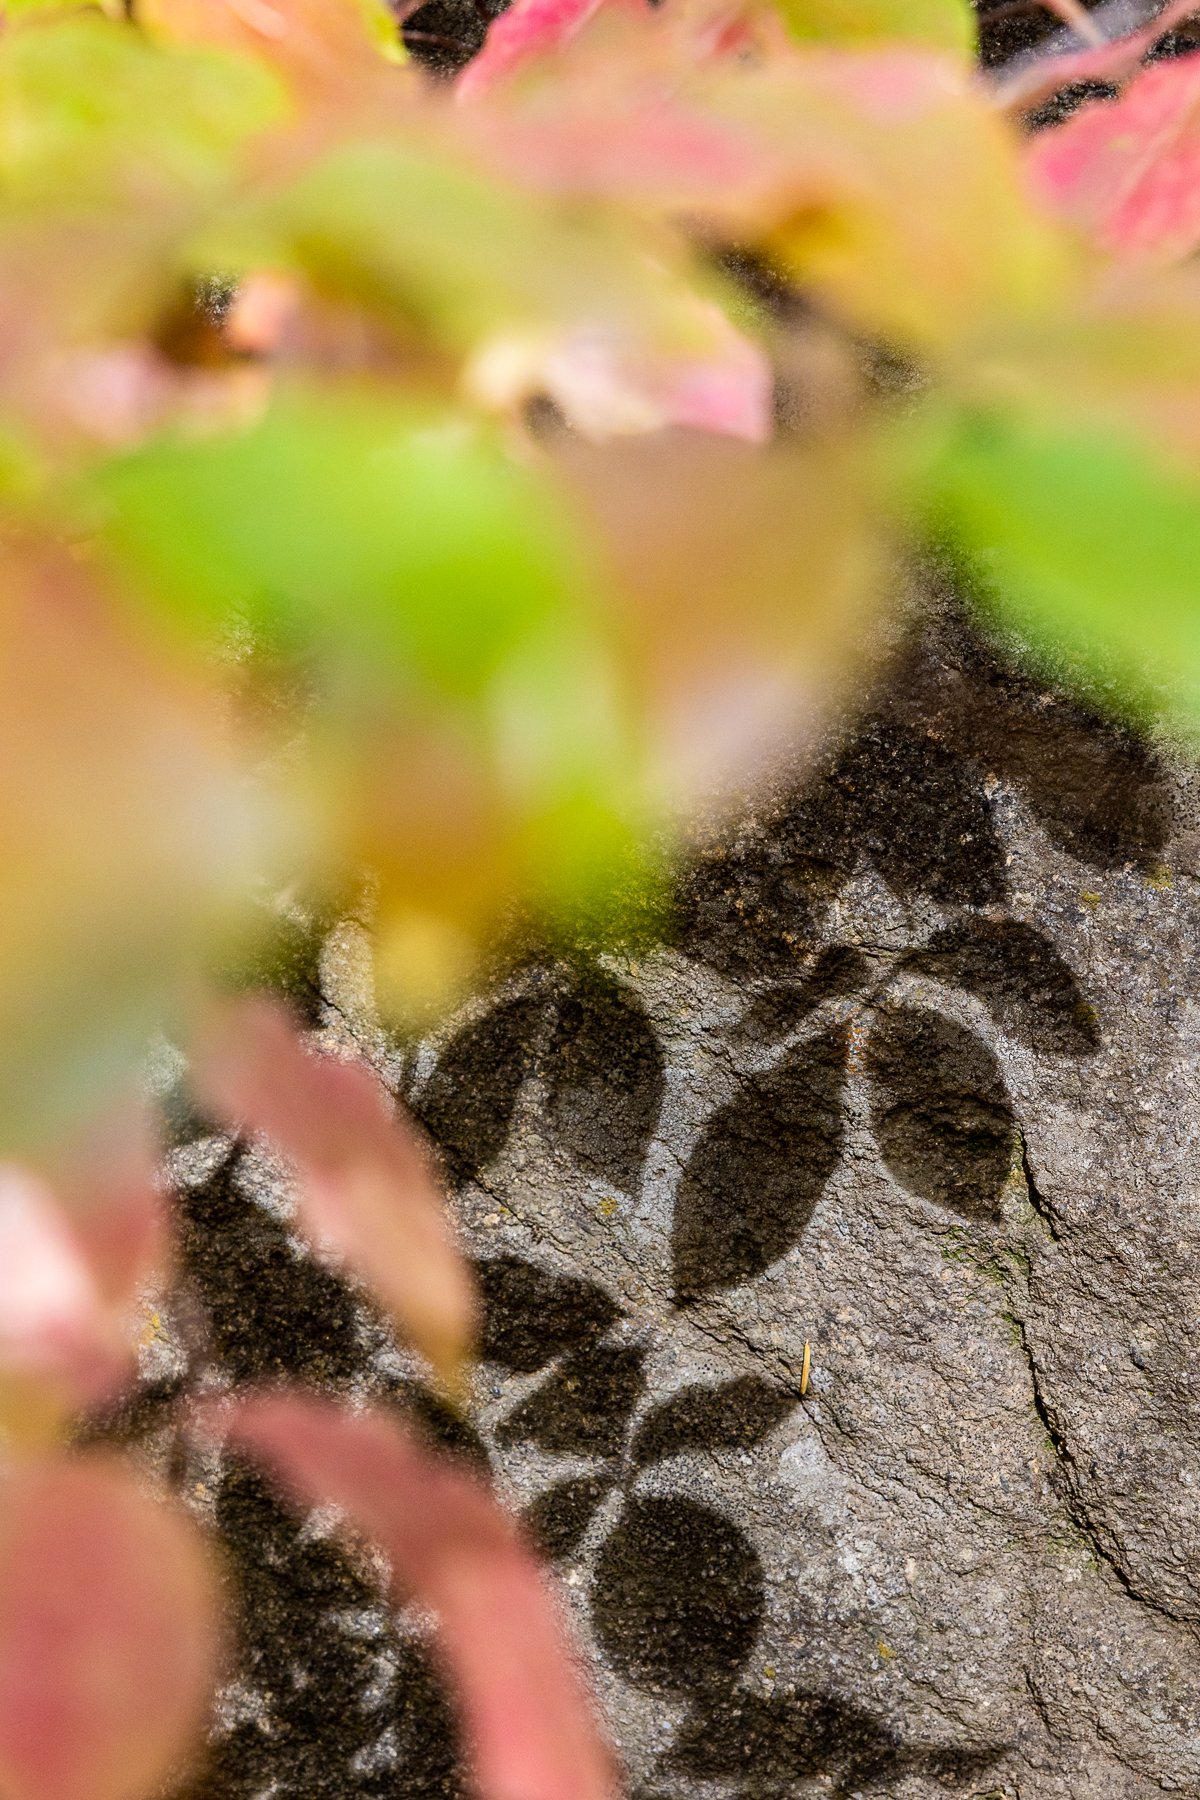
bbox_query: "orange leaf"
[139,0,400,89]
[0,543,272,1151]
[201,1390,617,1800]
[1028,52,1200,261]
[0,1456,220,1800]
[190,995,476,1385]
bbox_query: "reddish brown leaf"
[191,995,476,1384]
[1028,52,1200,259]
[201,1390,616,1800]
[0,1456,220,1800]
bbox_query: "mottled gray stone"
[156,600,1200,1800]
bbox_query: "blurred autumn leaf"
[5,4,1200,1800]
[924,408,1200,722]
[0,1456,220,1800]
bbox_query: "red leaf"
[191,995,476,1385]
[457,0,618,99]
[1028,52,1200,259]
[200,1390,617,1800]
[0,1456,220,1800]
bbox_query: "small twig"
[403,26,479,49]
[1040,0,1108,45]
[987,0,1200,110]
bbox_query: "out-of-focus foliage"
[0,1456,220,1800]
[204,1389,619,1800]
[3,0,1200,1795]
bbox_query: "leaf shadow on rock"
[671,1025,846,1301]
[669,1684,1005,1799]
[905,918,1100,1056]
[169,1458,467,1800]
[412,992,546,1188]
[520,1474,615,1562]
[542,965,665,1192]
[381,1378,494,1480]
[474,1254,620,1373]
[674,709,1008,987]
[866,1005,1017,1220]
[592,1496,764,1694]
[174,1148,366,1388]
[675,835,848,982]
[630,1377,798,1468]
[496,1343,647,1457]
[814,717,1009,909]
[734,945,874,1049]
[897,607,1174,871]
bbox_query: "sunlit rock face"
[157,601,1200,1800]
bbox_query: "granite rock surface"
[148,602,1200,1800]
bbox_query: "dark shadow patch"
[734,946,874,1047]
[907,918,1100,1055]
[543,967,665,1192]
[993,702,1172,872]
[676,838,847,982]
[72,1375,186,1461]
[475,1254,620,1373]
[672,1025,846,1300]
[401,0,499,76]
[630,1377,798,1467]
[895,609,1174,871]
[819,718,1009,909]
[383,1379,493,1480]
[497,1343,646,1457]
[174,1149,365,1388]
[413,993,546,1188]
[867,1006,1016,1219]
[168,1457,468,1800]
[670,1685,1004,1798]
[592,1496,763,1692]
[521,1475,614,1561]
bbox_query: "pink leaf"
[190,995,476,1385]
[457,0,614,99]
[199,1390,617,1800]
[469,303,772,441]
[1028,51,1200,258]
[0,1168,147,1438]
[0,1456,220,1800]
[41,1098,166,1312]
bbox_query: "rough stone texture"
[140,596,1200,1800]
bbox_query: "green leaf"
[82,387,592,700]
[353,0,407,60]
[219,138,700,359]
[0,13,285,207]
[925,409,1200,727]
[775,0,976,57]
